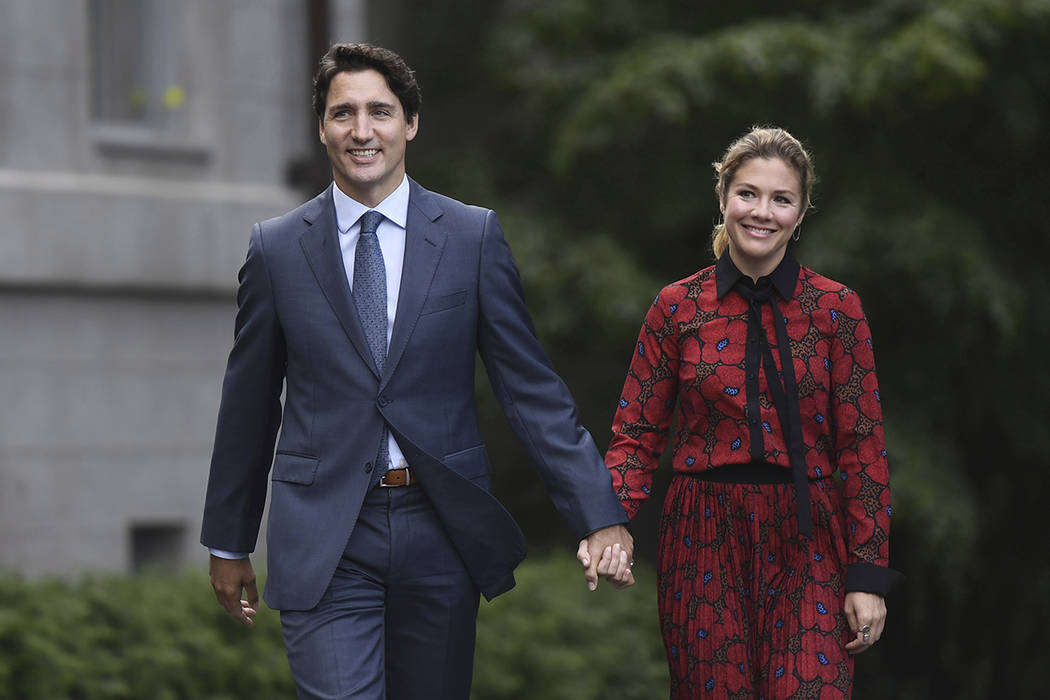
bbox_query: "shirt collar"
[332,174,411,233]
[715,249,800,300]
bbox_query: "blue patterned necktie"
[353,210,389,477]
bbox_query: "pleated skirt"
[657,473,854,699]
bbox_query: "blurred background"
[1,0,1047,697]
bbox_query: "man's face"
[319,69,418,207]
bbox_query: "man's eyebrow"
[328,100,397,114]
[327,102,353,114]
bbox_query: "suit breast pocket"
[272,452,319,485]
[420,289,468,316]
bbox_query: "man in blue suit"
[201,43,633,699]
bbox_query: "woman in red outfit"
[601,127,900,698]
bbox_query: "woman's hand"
[844,591,886,654]
[576,536,635,590]
[595,542,635,589]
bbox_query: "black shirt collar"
[715,250,800,300]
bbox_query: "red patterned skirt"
[657,470,854,699]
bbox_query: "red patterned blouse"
[606,252,897,593]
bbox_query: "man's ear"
[318,119,326,146]
[406,113,419,142]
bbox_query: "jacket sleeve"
[475,210,627,538]
[200,223,287,553]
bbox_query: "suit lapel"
[383,180,446,387]
[298,186,379,377]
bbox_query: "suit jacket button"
[378,396,390,407]
[364,461,373,473]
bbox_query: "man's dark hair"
[312,43,421,121]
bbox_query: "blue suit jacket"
[201,180,627,611]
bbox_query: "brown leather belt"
[379,467,414,487]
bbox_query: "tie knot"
[360,210,383,236]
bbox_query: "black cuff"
[845,562,904,596]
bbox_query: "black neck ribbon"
[733,277,814,538]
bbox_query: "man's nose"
[350,116,373,141]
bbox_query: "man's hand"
[209,555,259,626]
[576,524,635,591]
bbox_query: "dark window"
[89,0,185,127]
[130,521,186,574]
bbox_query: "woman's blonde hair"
[711,126,816,258]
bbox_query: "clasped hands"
[576,524,635,591]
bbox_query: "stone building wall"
[0,0,365,576]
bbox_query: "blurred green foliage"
[474,555,665,699]
[0,573,293,700]
[382,0,1050,696]
[0,556,664,699]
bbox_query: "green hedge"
[0,555,666,699]
[473,554,667,699]
[0,573,293,699]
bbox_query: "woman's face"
[721,157,804,280]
